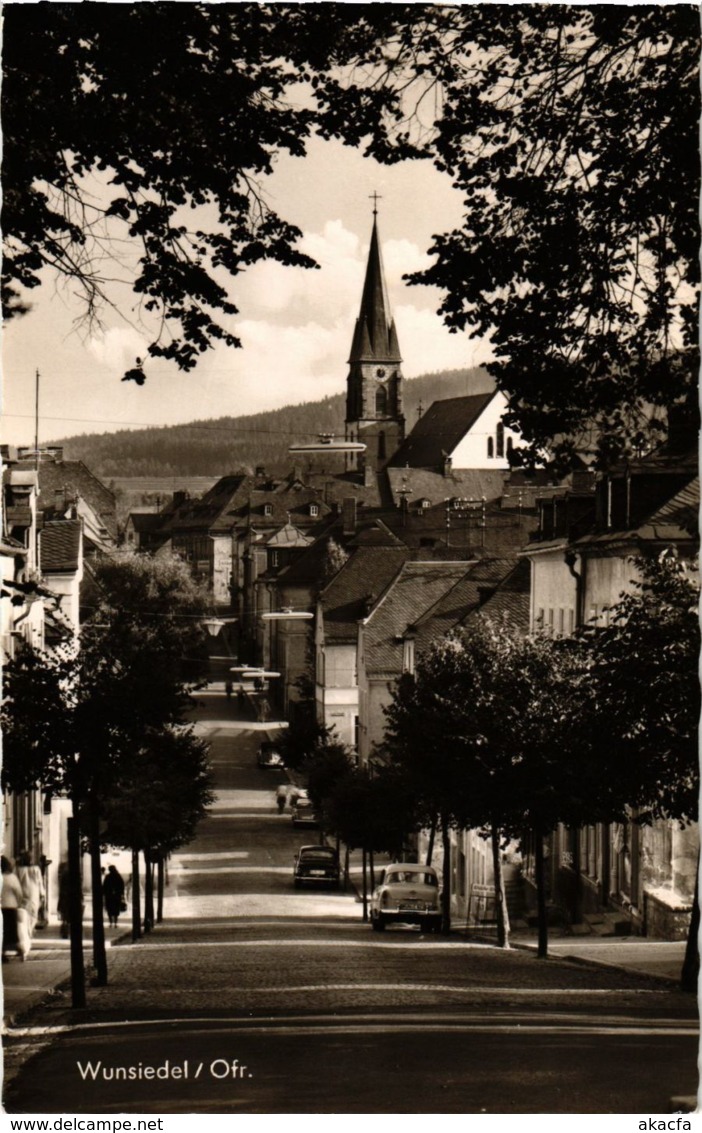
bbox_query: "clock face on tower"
[375,368,386,379]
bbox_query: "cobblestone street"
[3,688,699,1114]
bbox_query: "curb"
[511,939,684,987]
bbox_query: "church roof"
[389,392,497,468]
[348,216,402,365]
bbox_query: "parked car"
[257,740,285,769]
[291,797,318,827]
[370,863,441,933]
[288,786,309,806]
[293,845,340,889]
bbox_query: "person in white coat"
[16,852,45,939]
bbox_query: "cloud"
[87,326,149,371]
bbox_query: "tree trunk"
[88,798,108,985]
[67,812,86,1009]
[143,850,154,933]
[572,826,583,925]
[440,815,451,935]
[491,825,510,949]
[156,855,165,924]
[681,848,700,993]
[534,828,548,959]
[131,849,141,942]
[344,844,350,892]
[369,848,375,891]
[361,847,368,922]
[425,817,437,866]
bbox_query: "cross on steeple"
[369,191,382,216]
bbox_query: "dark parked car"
[293,845,340,889]
[257,740,285,769]
[291,797,318,827]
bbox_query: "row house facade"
[522,443,698,939]
[1,453,112,927]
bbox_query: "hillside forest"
[54,369,493,480]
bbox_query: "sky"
[2,136,494,449]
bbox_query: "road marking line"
[8,1016,696,1039]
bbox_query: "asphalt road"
[4,690,699,1115]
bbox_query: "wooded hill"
[55,368,494,479]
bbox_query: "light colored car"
[257,741,285,769]
[370,863,442,933]
[293,845,340,889]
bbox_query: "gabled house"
[390,390,524,474]
[356,561,474,764]
[315,533,409,751]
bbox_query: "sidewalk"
[2,922,129,1027]
[495,926,688,984]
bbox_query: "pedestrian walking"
[225,679,233,700]
[275,784,288,814]
[103,864,126,927]
[16,851,45,939]
[2,856,27,961]
[57,861,73,938]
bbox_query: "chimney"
[341,497,357,536]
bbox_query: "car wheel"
[294,879,302,889]
[371,912,386,932]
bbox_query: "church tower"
[345,203,405,473]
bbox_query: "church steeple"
[349,214,403,366]
[345,204,405,474]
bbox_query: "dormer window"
[309,504,319,517]
[264,504,272,517]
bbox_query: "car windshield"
[388,870,437,886]
[301,848,335,859]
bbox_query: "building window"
[496,422,505,458]
[264,504,272,517]
[309,504,318,517]
[271,550,279,567]
[558,608,565,636]
[507,435,513,454]
[375,386,388,415]
[487,436,494,458]
[402,637,415,674]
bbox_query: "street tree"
[383,619,600,951]
[1,553,213,1000]
[100,726,214,940]
[579,554,700,989]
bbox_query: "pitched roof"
[363,561,472,675]
[266,522,314,549]
[385,465,509,506]
[466,558,532,634]
[14,458,118,540]
[320,545,410,642]
[575,474,699,551]
[40,520,81,573]
[348,216,402,365]
[389,392,496,468]
[127,512,163,533]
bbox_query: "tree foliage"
[101,726,214,857]
[4,5,698,461]
[355,5,700,466]
[581,554,700,825]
